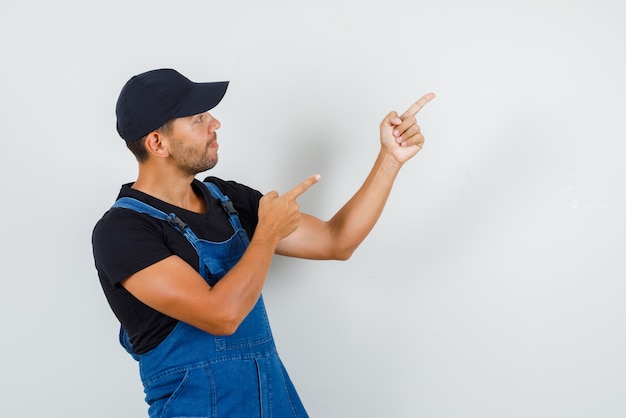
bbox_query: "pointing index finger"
[401,92,436,119]
[284,174,321,199]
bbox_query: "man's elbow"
[209,321,239,336]
[332,245,358,261]
[200,308,244,336]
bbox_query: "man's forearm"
[326,150,403,258]
[208,232,279,333]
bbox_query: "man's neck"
[132,167,206,213]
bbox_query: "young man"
[92,68,434,417]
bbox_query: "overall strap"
[112,197,201,245]
[203,182,245,232]
[111,182,243,244]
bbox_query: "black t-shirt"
[92,177,262,354]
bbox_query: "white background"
[1,1,625,417]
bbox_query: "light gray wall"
[1,1,625,417]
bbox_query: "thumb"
[382,111,402,127]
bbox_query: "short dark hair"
[125,120,174,163]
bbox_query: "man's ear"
[145,131,169,158]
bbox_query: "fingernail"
[394,130,400,136]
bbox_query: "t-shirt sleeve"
[92,208,173,287]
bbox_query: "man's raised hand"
[380,93,435,163]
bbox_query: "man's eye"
[196,115,204,123]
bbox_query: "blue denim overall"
[112,182,308,418]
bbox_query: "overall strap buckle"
[166,213,189,231]
[220,200,239,216]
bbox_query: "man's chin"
[196,158,218,175]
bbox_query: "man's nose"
[209,114,221,131]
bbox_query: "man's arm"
[120,174,320,336]
[276,93,435,260]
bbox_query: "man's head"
[115,69,228,161]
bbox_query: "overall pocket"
[145,366,214,418]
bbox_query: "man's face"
[167,112,221,176]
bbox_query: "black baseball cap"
[115,68,229,142]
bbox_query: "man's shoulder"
[201,176,251,190]
[201,177,262,201]
[92,190,164,243]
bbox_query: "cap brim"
[175,81,229,118]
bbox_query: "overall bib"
[112,182,308,418]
